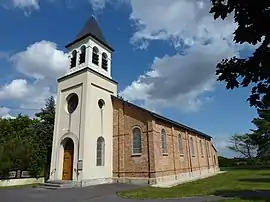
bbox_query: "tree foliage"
[250,97,270,157]
[0,96,55,179]
[210,0,270,108]
[227,133,257,159]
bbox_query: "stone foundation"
[71,166,221,188]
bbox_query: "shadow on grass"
[220,165,270,171]
[238,178,270,183]
[213,190,270,202]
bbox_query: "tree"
[250,97,270,157]
[35,96,55,180]
[210,0,270,108]
[228,133,257,159]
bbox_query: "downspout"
[146,121,151,184]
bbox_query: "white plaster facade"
[49,26,117,185]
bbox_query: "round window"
[98,99,105,109]
[66,93,79,114]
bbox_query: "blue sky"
[0,0,258,157]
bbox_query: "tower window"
[79,45,86,64]
[70,50,77,68]
[102,53,108,71]
[92,46,99,66]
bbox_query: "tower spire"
[65,16,114,52]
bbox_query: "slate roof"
[66,16,114,51]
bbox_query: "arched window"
[161,129,167,154]
[132,127,142,154]
[208,142,212,158]
[79,45,86,64]
[70,50,77,68]
[102,53,108,71]
[190,137,195,157]
[200,139,204,156]
[92,46,99,65]
[96,136,105,166]
[178,133,183,154]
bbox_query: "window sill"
[131,153,142,157]
[162,153,168,156]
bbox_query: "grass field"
[117,167,270,201]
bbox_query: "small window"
[79,46,86,64]
[92,47,99,65]
[200,139,204,156]
[102,53,108,71]
[132,127,142,154]
[190,137,195,157]
[96,136,105,166]
[70,50,77,68]
[178,133,183,155]
[161,129,167,154]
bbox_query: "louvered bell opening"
[70,57,76,68]
[79,52,86,64]
[92,53,99,65]
[102,59,108,70]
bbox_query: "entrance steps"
[39,180,81,190]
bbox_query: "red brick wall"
[112,97,218,180]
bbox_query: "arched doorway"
[62,138,74,180]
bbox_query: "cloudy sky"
[0,0,258,157]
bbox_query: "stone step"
[39,180,80,190]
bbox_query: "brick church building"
[49,17,219,187]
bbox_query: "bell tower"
[49,16,117,186]
[65,16,114,79]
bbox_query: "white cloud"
[117,0,256,112]
[88,0,129,11]
[0,40,66,117]
[11,40,68,81]
[0,107,11,118]
[0,79,29,100]
[129,0,235,49]
[12,0,39,9]
[120,39,237,112]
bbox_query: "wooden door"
[62,139,74,180]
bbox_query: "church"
[49,17,220,187]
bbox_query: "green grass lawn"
[117,168,270,201]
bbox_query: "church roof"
[65,16,114,52]
[112,96,212,140]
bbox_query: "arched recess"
[55,133,78,181]
[62,138,74,180]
